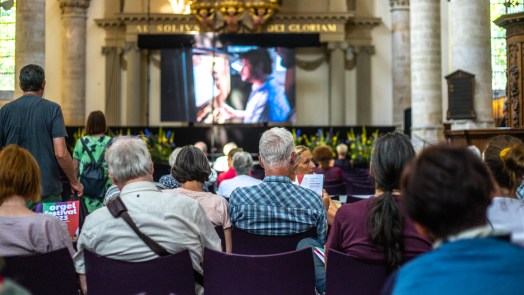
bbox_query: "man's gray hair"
[105,136,152,184]
[232,152,253,175]
[259,127,294,169]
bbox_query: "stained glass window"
[0,0,16,100]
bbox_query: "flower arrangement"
[142,127,176,162]
[292,127,378,165]
[346,127,379,165]
[292,128,339,153]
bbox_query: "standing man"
[229,127,327,243]
[0,64,83,206]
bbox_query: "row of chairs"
[2,246,389,295]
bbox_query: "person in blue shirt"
[386,144,524,295]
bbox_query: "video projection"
[161,39,296,124]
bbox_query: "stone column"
[59,0,91,125]
[356,46,374,125]
[410,0,444,149]
[102,47,122,126]
[449,0,493,129]
[15,0,45,98]
[123,42,147,125]
[390,0,411,129]
[328,42,347,125]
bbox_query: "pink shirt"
[164,188,232,229]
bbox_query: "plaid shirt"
[229,175,327,244]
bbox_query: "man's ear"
[258,155,264,168]
[109,171,119,187]
[290,151,297,166]
[149,161,154,175]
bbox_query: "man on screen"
[226,48,291,123]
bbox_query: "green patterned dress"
[73,135,112,213]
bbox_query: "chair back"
[2,247,78,295]
[232,227,317,254]
[84,249,195,295]
[215,226,226,251]
[204,248,316,295]
[324,180,347,195]
[325,249,389,295]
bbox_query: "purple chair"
[215,226,226,251]
[2,247,79,295]
[84,249,195,295]
[324,179,348,196]
[232,227,317,254]
[325,249,389,295]
[204,247,316,295]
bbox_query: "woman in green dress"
[73,111,112,213]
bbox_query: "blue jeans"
[297,237,326,294]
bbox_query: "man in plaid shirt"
[229,127,327,244]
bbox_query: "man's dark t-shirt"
[0,94,68,197]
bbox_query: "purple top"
[325,195,432,263]
[314,166,344,183]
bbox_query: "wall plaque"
[445,70,476,120]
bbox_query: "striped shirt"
[229,175,327,244]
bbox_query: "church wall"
[44,0,63,106]
[43,0,427,127]
[85,0,106,116]
[370,0,393,126]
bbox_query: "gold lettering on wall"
[133,23,337,34]
[135,24,201,33]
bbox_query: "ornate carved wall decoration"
[190,0,281,33]
[495,14,524,128]
[507,43,519,126]
[296,55,327,71]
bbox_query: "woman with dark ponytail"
[325,132,432,271]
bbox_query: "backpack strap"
[80,138,97,164]
[106,196,204,286]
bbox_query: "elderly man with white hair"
[229,127,327,243]
[217,151,262,199]
[73,136,220,294]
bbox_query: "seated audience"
[229,127,327,243]
[213,142,237,172]
[483,135,524,246]
[158,147,182,189]
[217,151,261,199]
[73,137,220,294]
[334,143,351,173]
[0,145,75,257]
[389,144,524,295]
[164,145,232,252]
[314,133,432,293]
[217,147,243,186]
[313,145,344,183]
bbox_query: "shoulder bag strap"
[106,197,204,285]
[80,138,97,164]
